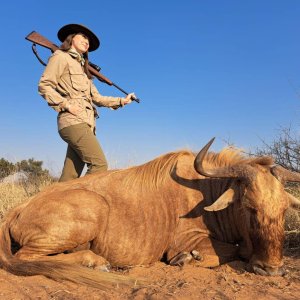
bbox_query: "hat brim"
[57,24,100,52]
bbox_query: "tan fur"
[0,147,290,284]
[122,151,191,191]
[122,147,269,190]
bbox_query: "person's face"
[71,33,90,54]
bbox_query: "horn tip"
[208,137,216,146]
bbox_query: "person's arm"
[38,51,70,112]
[91,82,133,109]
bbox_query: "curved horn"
[271,165,300,183]
[193,137,216,177]
[194,137,248,178]
[204,187,236,211]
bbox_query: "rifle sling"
[31,44,47,66]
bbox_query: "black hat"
[57,24,100,52]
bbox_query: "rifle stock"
[25,31,139,102]
[25,31,59,52]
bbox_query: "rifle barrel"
[112,83,140,103]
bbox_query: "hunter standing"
[38,24,135,182]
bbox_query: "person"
[38,24,135,182]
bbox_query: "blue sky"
[1,0,300,175]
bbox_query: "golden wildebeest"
[0,138,299,287]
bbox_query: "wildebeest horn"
[271,165,300,183]
[194,137,215,176]
[287,192,300,210]
[204,186,236,211]
[194,137,246,178]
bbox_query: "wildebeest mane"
[203,148,274,169]
[121,147,274,191]
[122,151,192,190]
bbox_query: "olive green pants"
[58,123,108,182]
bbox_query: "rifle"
[25,31,140,103]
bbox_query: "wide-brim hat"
[57,24,100,52]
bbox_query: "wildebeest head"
[194,138,300,276]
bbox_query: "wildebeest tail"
[0,210,144,290]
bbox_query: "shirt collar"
[68,48,85,66]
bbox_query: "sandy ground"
[0,252,299,300]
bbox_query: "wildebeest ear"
[204,187,235,211]
[287,192,300,211]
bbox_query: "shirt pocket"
[69,66,89,91]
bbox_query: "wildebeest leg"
[168,237,239,268]
[10,190,112,270]
[15,248,110,271]
[169,252,193,266]
[191,237,239,267]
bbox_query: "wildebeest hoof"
[169,252,193,267]
[252,264,286,277]
[96,264,111,272]
[252,265,269,276]
[191,250,203,261]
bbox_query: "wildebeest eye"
[235,178,242,184]
[243,197,258,214]
[246,206,258,214]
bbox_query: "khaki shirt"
[38,49,122,131]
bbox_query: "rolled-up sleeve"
[38,51,68,112]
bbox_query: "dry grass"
[0,178,54,220]
[0,180,299,253]
[284,184,300,253]
[0,183,28,220]
[285,208,300,251]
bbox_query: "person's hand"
[124,93,136,105]
[67,104,81,115]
